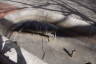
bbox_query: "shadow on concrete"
[9,20,96,38]
[11,20,58,37]
[56,25,96,37]
[0,37,26,64]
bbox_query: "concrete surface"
[9,32,96,64]
[0,0,96,64]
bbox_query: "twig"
[41,37,45,59]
